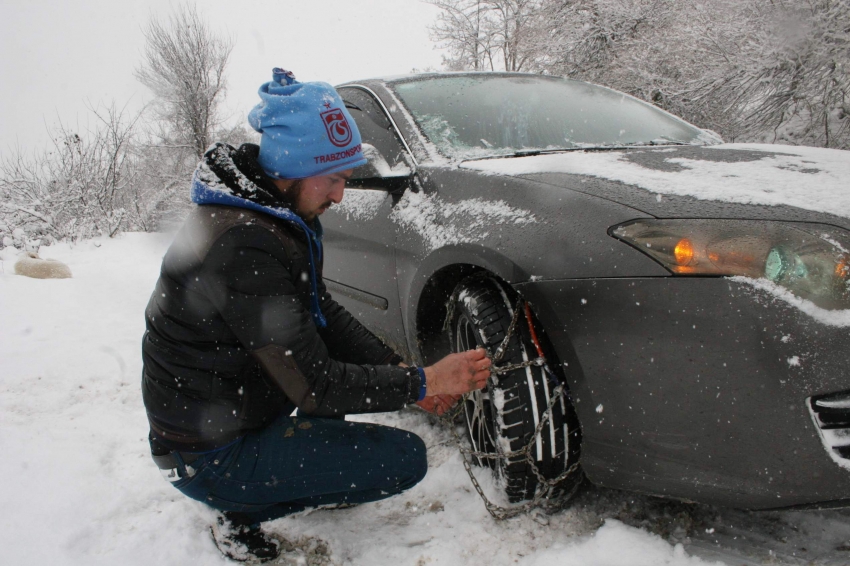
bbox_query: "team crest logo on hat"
[320,108,353,147]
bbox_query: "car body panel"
[322,74,850,509]
[323,186,408,355]
[516,277,850,508]
[394,169,671,346]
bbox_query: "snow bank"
[0,232,730,565]
[463,143,850,220]
[518,520,712,566]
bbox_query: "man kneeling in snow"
[141,68,490,562]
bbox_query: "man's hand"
[416,394,462,416]
[424,348,490,397]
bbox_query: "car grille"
[809,391,850,471]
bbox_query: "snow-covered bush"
[0,103,179,245]
[0,5,241,245]
[0,104,137,244]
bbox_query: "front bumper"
[516,277,850,509]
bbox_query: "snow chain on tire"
[439,276,582,521]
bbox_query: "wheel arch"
[417,259,586,500]
[405,244,521,366]
[409,264,591,439]
[406,244,586,398]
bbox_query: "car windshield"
[392,75,715,160]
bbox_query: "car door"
[321,87,413,357]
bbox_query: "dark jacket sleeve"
[197,224,419,416]
[316,281,404,366]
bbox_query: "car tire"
[448,277,583,502]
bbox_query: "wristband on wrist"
[416,367,427,401]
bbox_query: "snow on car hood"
[463,143,850,220]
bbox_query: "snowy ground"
[1,232,849,566]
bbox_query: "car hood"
[461,144,850,231]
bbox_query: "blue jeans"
[170,412,428,524]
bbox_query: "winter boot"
[210,515,280,563]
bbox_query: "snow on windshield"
[393,75,706,161]
[377,80,451,167]
[463,143,850,220]
[390,191,536,253]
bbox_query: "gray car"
[321,72,850,510]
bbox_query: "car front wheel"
[449,277,582,502]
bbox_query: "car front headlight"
[612,219,850,310]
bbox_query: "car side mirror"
[348,143,413,195]
[346,175,410,195]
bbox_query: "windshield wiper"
[460,138,700,162]
[602,138,695,149]
[638,137,693,146]
[466,147,585,161]
[511,149,571,157]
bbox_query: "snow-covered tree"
[690,0,850,147]
[128,4,237,233]
[135,4,233,161]
[427,0,850,149]
[528,0,669,78]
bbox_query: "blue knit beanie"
[248,68,367,180]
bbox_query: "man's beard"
[276,179,303,212]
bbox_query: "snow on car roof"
[463,143,850,220]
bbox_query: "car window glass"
[391,76,712,160]
[339,88,410,180]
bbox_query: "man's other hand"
[416,394,462,416]
[424,348,490,397]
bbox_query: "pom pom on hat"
[248,68,367,180]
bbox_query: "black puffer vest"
[142,144,418,452]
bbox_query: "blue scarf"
[190,175,327,328]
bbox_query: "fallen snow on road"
[1,233,848,565]
[463,143,850,219]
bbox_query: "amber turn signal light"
[674,239,694,266]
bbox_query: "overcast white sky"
[0,0,446,152]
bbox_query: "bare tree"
[135,4,233,160]
[428,0,491,70]
[428,0,545,71]
[0,5,237,246]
